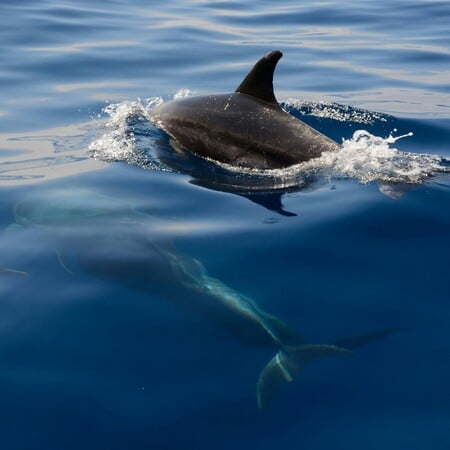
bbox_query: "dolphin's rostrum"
[150,51,340,170]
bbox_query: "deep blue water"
[1,1,450,449]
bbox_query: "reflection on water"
[0,124,104,185]
[30,40,139,54]
[53,81,133,94]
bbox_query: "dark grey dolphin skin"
[150,50,340,170]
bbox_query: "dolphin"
[8,186,400,408]
[150,50,340,170]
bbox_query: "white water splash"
[173,88,198,99]
[319,130,446,183]
[87,97,164,168]
[217,130,448,185]
[88,91,197,165]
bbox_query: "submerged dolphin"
[150,50,340,170]
[8,187,399,408]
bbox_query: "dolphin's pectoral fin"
[235,50,282,105]
[256,344,352,409]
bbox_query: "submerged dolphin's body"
[150,50,340,170]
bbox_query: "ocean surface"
[1,1,449,449]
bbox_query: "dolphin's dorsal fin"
[235,50,282,105]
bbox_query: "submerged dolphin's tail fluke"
[256,344,352,409]
[256,327,403,409]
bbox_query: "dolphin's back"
[150,51,340,170]
[151,92,339,170]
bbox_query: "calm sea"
[0,1,449,449]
